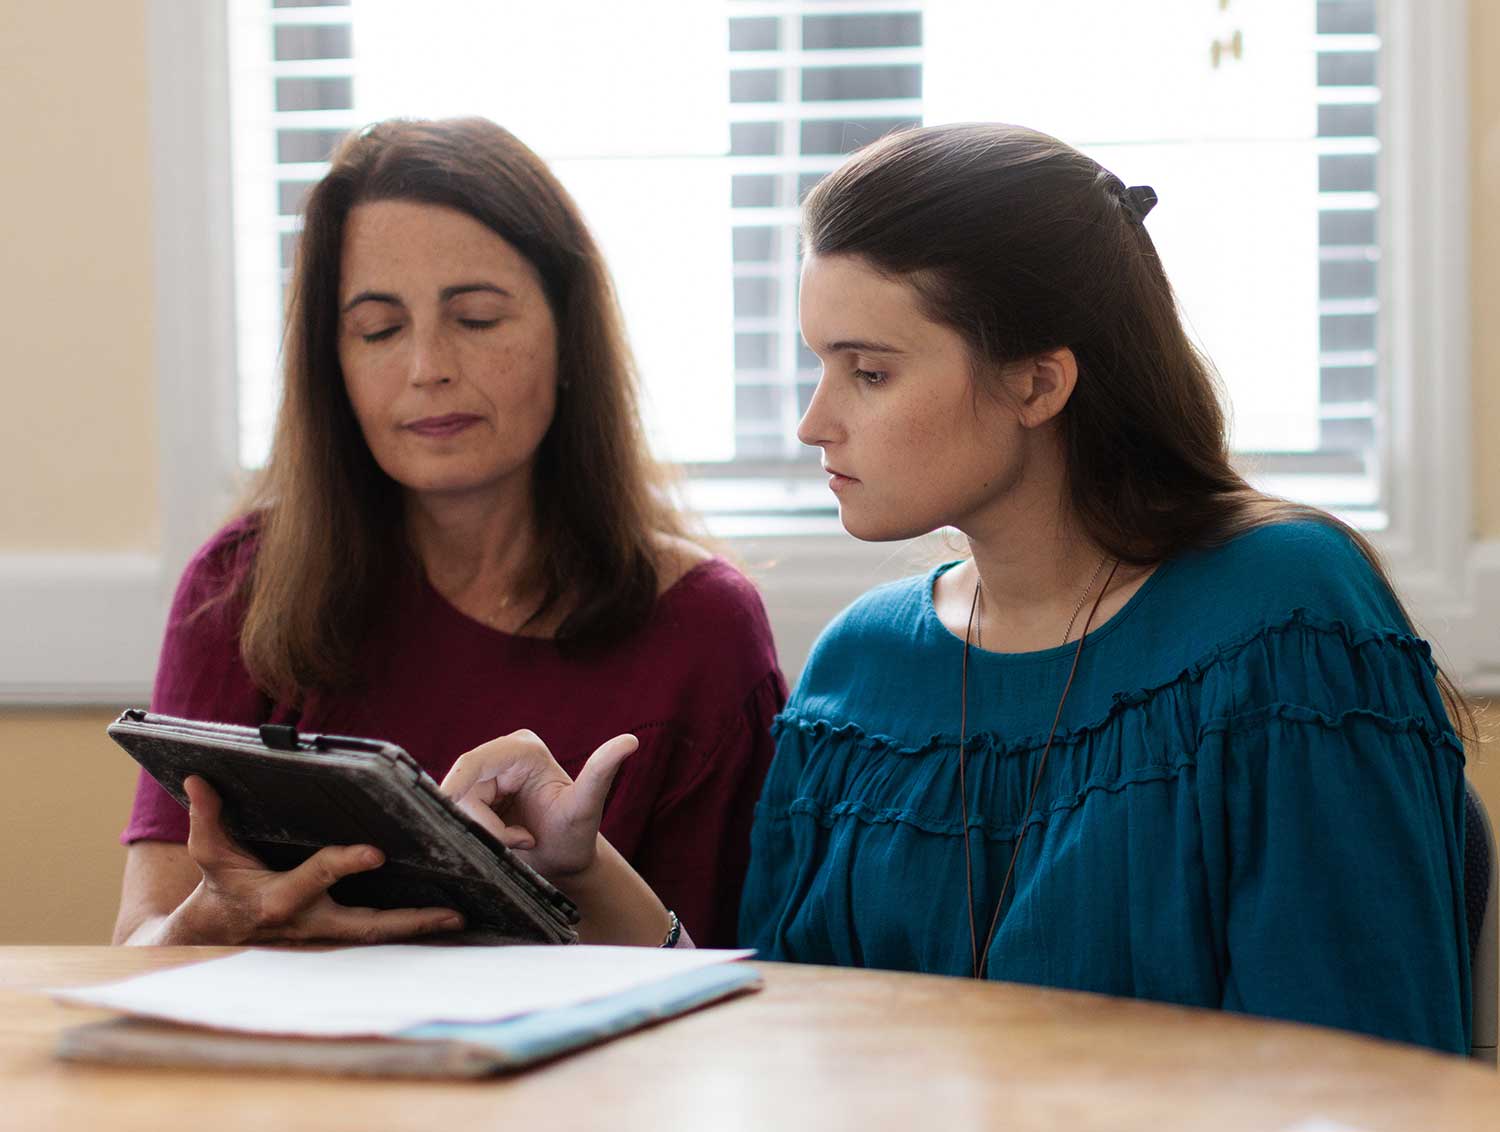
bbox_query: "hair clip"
[1121,185,1158,224]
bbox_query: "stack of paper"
[51,946,760,1077]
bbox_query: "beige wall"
[0,3,1497,944]
[0,710,140,943]
[0,2,158,553]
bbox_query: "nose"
[409,319,456,388]
[796,372,840,449]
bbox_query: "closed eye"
[458,318,500,331]
[361,326,400,344]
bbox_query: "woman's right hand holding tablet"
[165,775,465,945]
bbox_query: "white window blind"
[229,0,1386,528]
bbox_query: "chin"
[377,450,523,496]
[836,503,933,543]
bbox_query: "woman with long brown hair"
[437,123,1474,1053]
[113,118,785,949]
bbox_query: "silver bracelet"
[659,909,682,948]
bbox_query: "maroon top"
[123,518,787,947]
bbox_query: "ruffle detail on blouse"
[763,608,1462,843]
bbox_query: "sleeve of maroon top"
[632,670,786,948]
[120,522,270,845]
[620,562,789,949]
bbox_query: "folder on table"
[57,962,761,1079]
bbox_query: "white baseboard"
[1,537,1496,706]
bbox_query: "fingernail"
[440,915,464,931]
[363,849,384,867]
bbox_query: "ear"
[1010,347,1078,429]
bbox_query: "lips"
[824,465,859,493]
[404,413,482,438]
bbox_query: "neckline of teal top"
[922,557,1173,665]
[782,521,1446,753]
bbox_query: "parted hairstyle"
[801,122,1474,739]
[235,117,694,702]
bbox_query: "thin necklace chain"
[1060,552,1111,645]
[957,556,1121,980]
[972,551,1111,649]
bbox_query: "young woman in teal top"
[438,124,1474,1054]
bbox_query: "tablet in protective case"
[109,710,579,944]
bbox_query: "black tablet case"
[108,710,579,944]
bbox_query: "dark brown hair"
[237,117,693,701]
[802,123,1474,739]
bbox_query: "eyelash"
[853,367,888,386]
[360,318,499,344]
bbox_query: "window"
[724,7,922,465]
[229,0,1386,529]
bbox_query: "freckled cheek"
[876,405,946,465]
[885,415,977,505]
[366,397,410,448]
[337,368,383,432]
[340,351,405,417]
[474,359,557,458]
[474,340,556,405]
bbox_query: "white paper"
[52,945,754,1038]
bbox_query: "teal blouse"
[740,521,1469,1053]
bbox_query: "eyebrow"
[341,282,513,314]
[341,290,399,313]
[824,338,906,355]
[440,282,513,302]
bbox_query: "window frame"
[3,0,1491,704]
[1369,0,1488,681]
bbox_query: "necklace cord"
[958,557,1122,979]
[959,582,982,980]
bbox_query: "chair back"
[1465,780,1497,1064]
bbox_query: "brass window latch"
[1211,28,1244,69]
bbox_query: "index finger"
[439,731,551,802]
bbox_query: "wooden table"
[4,947,1499,1131]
